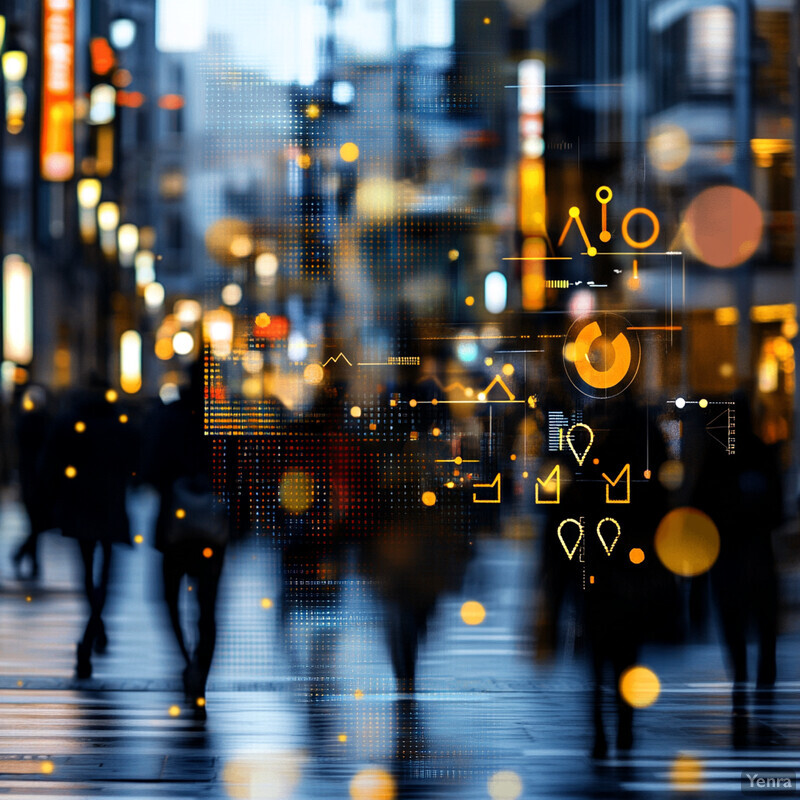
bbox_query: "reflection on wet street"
[0,490,798,798]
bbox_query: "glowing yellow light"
[74,421,86,433]
[77,178,102,209]
[460,600,486,625]
[203,547,213,558]
[339,142,359,162]
[670,753,704,789]
[229,234,253,258]
[65,466,77,478]
[2,50,27,83]
[350,406,362,418]
[483,16,491,24]
[465,295,474,306]
[260,597,273,609]
[196,697,205,707]
[25,595,31,602]
[105,389,118,403]
[522,471,529,478]
[619,665,660,708]
[488,770,523,800]
[448,249,459,260]
[655,507,720,577]
[279,470,314,514]
[97,201,119,232]
[306,103,320,119]
[432,427,441,437]
[120,330,142,394]
[338,733,347,743]
[297,153,312,169]
[155,338,174,360]
[421,491,436,507]
[172,330,194,356]
[349,767,395,800]
[647,124,691,172]
[698,398,708,409]
[40,761,54,775]
[119,414,128,424]
[484,357,493,366]
[168,705,181,717]
[303,363,324,385]
[510,454,516,461]
[134,534,144,544]
[502,363,514,376]
[354,689,364,700]
[255,312,271,328]
[3,255,33,364]
[629,547,645,565]
[175,508,186,519]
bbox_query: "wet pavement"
[1,488,799,798]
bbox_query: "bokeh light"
[488,770,523,800]
[619,666,660,708]
[683,186,763,268]
[349,768,396,800]
[655,507,720,577]
[460,600,486,625]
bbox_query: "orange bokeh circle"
[683,186,763,268]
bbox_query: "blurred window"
[688,6,734,94]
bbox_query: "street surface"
[0,487,798,798]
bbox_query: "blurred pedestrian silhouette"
[41,376,137,678]
[11,384,52,580]
[536,396,672,757]
[688,393,781,737]
[143,359,228,718]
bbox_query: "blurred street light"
[134,250,155,289]
[89,84,116,125]
[2,255,32,364]
[120,330,142,393]
[2,49,26,82]
[109,18,137,50]
[77,179,102,242]
[97,201,120,257]
[144,281,165,310]
[2,48,27,135]
[117,223,139,266]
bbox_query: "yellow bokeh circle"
[460,600,486,626]
[619,665,660,708]
[340,142,359,162]
[349,768,396,800]
[655,507,720,577]
[421,491,436,507]
[303,363,324,384]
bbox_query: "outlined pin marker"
[566,423,594,466]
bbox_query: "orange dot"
[74,421,86,433]
[510,454,516,461]
[175,508,186,519]
[255,312,271,328]
[421,491,436,507]
[65,466,77,478]
[629,547,645,565]
[465,296,475,306]
[202,547,213,558]
[592,458,599,465]
[409,399,417,408]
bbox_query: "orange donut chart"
[621,207,660,249]
[574,320,632,390]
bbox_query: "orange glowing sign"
[41,0,75,182]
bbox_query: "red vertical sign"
[41,0,74,181]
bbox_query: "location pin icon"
[566,423,594,466]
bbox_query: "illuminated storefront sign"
[41,0,74,181]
